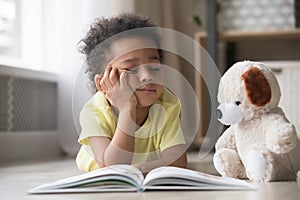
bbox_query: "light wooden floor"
[1,153,299,200]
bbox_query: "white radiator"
[264,61,300,136]
[0,65,62,161]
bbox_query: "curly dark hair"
[78,13,163,93]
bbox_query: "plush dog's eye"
[235,101,241,106]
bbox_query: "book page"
[143,166,255,190]
[29,165,144,194]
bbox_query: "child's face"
[109,37,164,108]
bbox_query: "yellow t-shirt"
[76,88,186,172]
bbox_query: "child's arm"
[90,67,138,167]
[88,107,138,167]
[133,144,187,174]
[89,122,136,167]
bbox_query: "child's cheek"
[127,76,139,89]
[154,73,164,85]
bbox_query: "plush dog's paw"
[266,124,297,154]
[213,148,247,179]
[213,151,226,176]
[246,149,267,182]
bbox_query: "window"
[0,0,17,58]
[0,0,54,72]
[0,0,135,73]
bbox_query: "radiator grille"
[0,76,9,130]
[0,75,57,131]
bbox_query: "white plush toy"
[214,61,300,182]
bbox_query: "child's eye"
[125,68,138,74]
[148,63,161,72]
[149,67,160,72]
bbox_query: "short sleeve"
[78,92,116,145]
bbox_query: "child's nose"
[139,66,153,82]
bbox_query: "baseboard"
[0,130,64,162]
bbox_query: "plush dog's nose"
[216,108,223,119]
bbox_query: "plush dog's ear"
[241,66,271,107]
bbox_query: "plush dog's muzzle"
[217,103,243,125]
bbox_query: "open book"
[29,165,255,194]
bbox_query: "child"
[76,13,187,174]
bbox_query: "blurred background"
[0,0,299,163]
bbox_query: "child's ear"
[94,74,104,92]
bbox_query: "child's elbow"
[170,153,187,168]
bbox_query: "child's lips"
[137,87,156,92]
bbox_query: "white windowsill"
[0,63,57,82]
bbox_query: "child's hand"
[99,66,137,111]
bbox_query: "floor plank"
[1,154,299,200]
